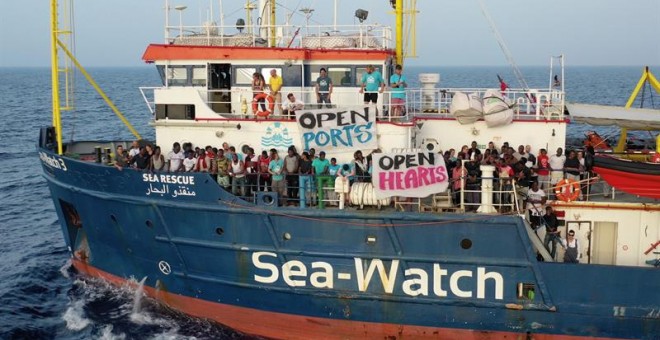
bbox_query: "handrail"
[141,86,565,122]
[165,23,393,50]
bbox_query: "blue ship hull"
[38,145,660,339]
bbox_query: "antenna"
[478,0,529,90]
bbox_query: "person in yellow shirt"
[269,69,283,116]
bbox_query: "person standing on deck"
[549,147,566,188]
[561,230,581,263]
[268,149,286,205]
[167,142,185,172]
[389,64,407,118]
[542,206,560,259]
[525,181,546,230]
[359,65,385,114]
[269,69,283,116]
[315,68,333,109]
[536,148,550,191]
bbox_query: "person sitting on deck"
[282,93,304,120]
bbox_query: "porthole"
[110,214,118,224]
[216,227,224,236]
[460,238,472,249]
[146,220,154,228]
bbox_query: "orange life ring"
[252,93,275,118]
[554,178,581,202]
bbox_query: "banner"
[297,106,377,152]
[372,151,449,199]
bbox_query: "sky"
[0,0,658,67]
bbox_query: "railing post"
[477,165,497,213]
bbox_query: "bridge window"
[191,66,207,87]
[234,67,256,85]
[167,66,188,86]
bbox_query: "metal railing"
[140,86,565,122]
[165,23,392,50]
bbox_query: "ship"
[39,0,660,338]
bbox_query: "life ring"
[554,178,581,202]
[252,93,275,118]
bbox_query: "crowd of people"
[113,140,377,207]
[113,139,592,261]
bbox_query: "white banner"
[297,106,377,152]
[372,152,449,199]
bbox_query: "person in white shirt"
[282,93,304,120]
[128,140,140,159]
[548,147,566,186]
[525,181,546,230]
[183,151,197,172]
[167,142,185,172]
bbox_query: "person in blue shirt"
[389,64,407,117]
[359,65,385,109]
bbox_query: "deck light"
[355,9,368,23]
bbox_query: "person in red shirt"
[536,148,550,191]
[258,150,271,192]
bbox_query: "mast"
[269,0,276,47]
[50,0,63,154]
[395,0,403,65]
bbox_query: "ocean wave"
[62,300,90,331]
[98,325,127,340]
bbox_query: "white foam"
[97,325,127,340]
[59,259,72,278]
[62,300,90,331]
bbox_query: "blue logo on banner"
[261,122,294,150]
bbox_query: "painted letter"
[310,262,334,289]
[253,252,279,284]
[477,267,503,300]
[433,264,448,297]
[449,270,473,298]
[402,268,429,296]
[282,260,307,287]
[354,258,399,293]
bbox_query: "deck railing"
[165,23,392,50]
[140,86,566,122]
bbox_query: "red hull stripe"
[71,259,619,340]
[594,166,660,199]
[142,44,393,62]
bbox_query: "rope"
[218,200,519,227]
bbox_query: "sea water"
[0,66,657,339]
